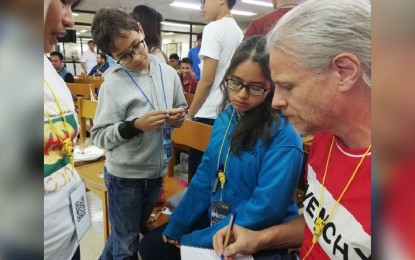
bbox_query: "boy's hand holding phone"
[134,110,168,132]
[166,107,186,127]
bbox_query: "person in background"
[139,35,303,260]
[88,53,109,76]
[214,0,372,259]
[131,5,169,64]
[244,0,300,39]
[90,7,187,260]
[50,51,75,83]
[80,40,96,74]
[372,0,415,258]
[180,57,198,94]
[169,53,181,71]
[186,0,243,184]
[188,32,202,80]
[44,0,84,259]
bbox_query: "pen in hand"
[221,210,237,260]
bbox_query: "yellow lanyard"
[212,109,236,200]
[44,78,75,166]
[303,136,371,259]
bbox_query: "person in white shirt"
[186,0,243,183]
[80,40,96,74]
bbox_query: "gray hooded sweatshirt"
[91,55,187,179]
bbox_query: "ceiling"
[73,0,274,38]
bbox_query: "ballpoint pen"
[221,210,237,260]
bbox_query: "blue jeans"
[100,169,162,260]
[188,117,215,184]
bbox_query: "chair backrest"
[184,93,194,107]
[74,74,87,83]
[76,97,98,138]
[87,77,105,89]
[172,119,212,152]
[67,83,96,99]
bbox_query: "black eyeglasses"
[116,39,146,66]
[225,79,269,96]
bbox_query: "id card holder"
[162,123,172,163]
[70,181,91,242]
[211,200,231,225]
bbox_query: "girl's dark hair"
[91,8,139,56]
[219,35,279,156]
[130,5,163,53]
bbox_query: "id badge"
[70,181,91,242]
[162,123,172,163]
[211,200,231,225]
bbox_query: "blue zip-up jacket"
[163,106,303,248]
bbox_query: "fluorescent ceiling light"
[80,29,88,33]
[231,10,257,16]
[164,32,175,35]
[76,32,80,35]
[161,21,195,28]
[170,2,200,10]
[72,12,79,16]
[171,2,256,16]
[241,0,273,7]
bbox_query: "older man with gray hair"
[213,0,371,259]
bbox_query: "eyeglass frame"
[200,0,205,6]
[225,79,270,96]
[116,38,146,66]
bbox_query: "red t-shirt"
[182,76,198,94]
[300,132,371,259]
[244,8,293,39]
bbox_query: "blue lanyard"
[124,64,168,110]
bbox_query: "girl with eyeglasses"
[139,36,304,260]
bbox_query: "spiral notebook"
[180,245,254,260]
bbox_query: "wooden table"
[76,160,109,241]
[76,160,187,242]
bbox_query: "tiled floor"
[80,164,188,260]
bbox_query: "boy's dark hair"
[227,0,236,9]
[130,5,163,53]
[98,53,107,62]
[87,40,95,45]
[50,51,64,61]
[197,32,203,41]
[219,35,279,156]
[91,8,139,56]
[169,53,180,60]
[181,57,193,67]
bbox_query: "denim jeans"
[188,117,215,184]
[100,169,162,260]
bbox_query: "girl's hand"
[163,235,180,248]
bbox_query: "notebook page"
[180,245,254,260]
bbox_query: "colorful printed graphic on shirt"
[44,111,78,178]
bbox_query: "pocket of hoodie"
[125,134,144,158]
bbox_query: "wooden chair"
[167,119,213,177]
[88,77,105,89]
[67,83,96,100]
[74,74,87,83]
[76,97,98,139]
[184,93,194,107]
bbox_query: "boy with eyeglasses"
[90,8,187,260]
